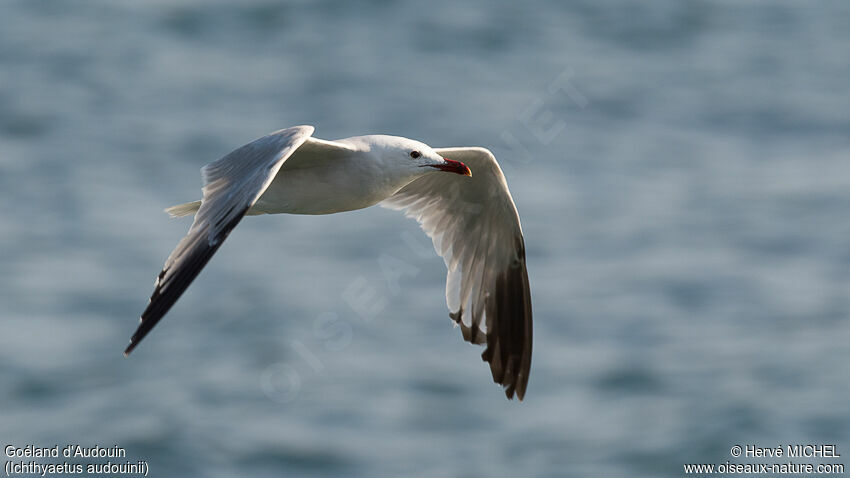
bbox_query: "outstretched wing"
[124,126,315,355]
[381,147,532,400]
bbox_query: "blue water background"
[1,1,849,476]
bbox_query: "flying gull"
[125,125,532,400]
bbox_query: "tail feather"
[164,200,201,218]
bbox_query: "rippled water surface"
[2,1,849,476]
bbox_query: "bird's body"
[254,135,433,215]
[128,126,533,400]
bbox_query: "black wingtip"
[124,205,250,359]
[482,235,533,402]
[124,324,143,356]
[124,306,158,357]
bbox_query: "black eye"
[409,150,421,159]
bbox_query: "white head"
[348,135,472,179]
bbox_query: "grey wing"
[381,147,533,400]
[124,125,315,355]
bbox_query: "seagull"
[125,125,532,400]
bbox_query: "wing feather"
[124,126,315,355]
[381,147,533,400]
